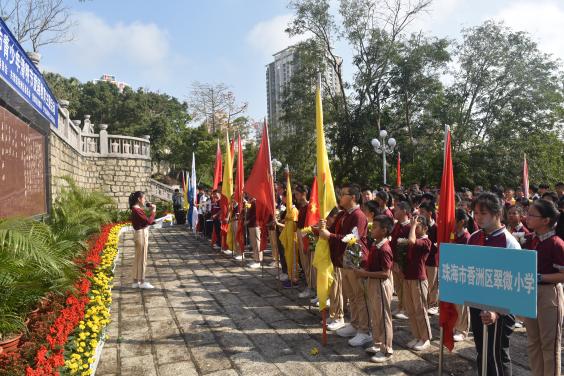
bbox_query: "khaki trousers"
[426,266,439,307]
[455,304,470,336]
[367,278,394,354]
[392,263,405,311]
[342,268,370,332]
[329,267,344,321]
[269,229,279,261]
[524,283,563,376]
[403,279,432,341]
[133,228,149,282]
[249,226,261,261]
[297,231,315,289]
[230,220,239,253]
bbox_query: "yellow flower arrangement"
[64,224,125,375]
[301,226,313,234]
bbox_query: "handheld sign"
[439,243,537,318]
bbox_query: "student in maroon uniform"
[403,215,432,351]
[319,184,371,347]
[453,208,471,342]
[354,215,395,363]
[390,201,411,320]
[506,205,530,245]
[468,192,521,376]
[375,191,394,219]
[523,199,564,376]
[129,191,156,289]
[419,202,439,315]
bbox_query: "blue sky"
[38,0,564,123]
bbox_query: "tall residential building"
[266,45,342,140]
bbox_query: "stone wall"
[49,129,152,210]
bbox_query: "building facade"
[266,45,341,140]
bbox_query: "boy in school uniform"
[390,201,411,320]
[467,192,521,376]
[419,202,439,315]
[375,191,394,219]
[354,215,395,363]
[319,184,371,347]
[523,199,564,376]
[453,208,471,342]
[403,215,433,351]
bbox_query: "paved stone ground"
[96,227,537,376]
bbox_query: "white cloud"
[407,0,463,34]
[246,14,310,59]
[492,1,564,61]
[43,11,185,87]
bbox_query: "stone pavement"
[96,227,536,376]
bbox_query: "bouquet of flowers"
[395,238,409,269]
[342,227,363,269]
[301,226,317,253]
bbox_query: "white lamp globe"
[388,137,396,148]
[379,129,388,139]
[371,138,381,148]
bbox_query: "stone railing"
[52,103,150,160]
[148,178,175,201]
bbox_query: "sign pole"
[481,324,489,376]
[438,327,444,376]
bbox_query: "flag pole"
[439,327,444,376]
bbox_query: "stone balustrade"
[148,178,176,202]
[53,102,150,160]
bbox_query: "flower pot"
[0,332,23,353]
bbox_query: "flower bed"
[0,223,127,376]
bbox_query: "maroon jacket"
[131,207,155,230]
[524,232,564,274]
[328,206,368,268]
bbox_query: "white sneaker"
[514,321,524,329]
[393,312,409,320]
[223,249,233,256]
[427,306,439,316]
[365,346,379,354]
[131,282,139,288]
[349,332,372,347]
[406,339,418,349]
[213,245,220,249]
[321,317,335,326]
[234,255,244,261]
[327,319,346,331]
[278,273,289,281]
[336,323,357,337]
[269,261,278,267]
[310,296,319,305]
[249,262,261,269]
[298,288,313,298]
[370,351,392,363]
[453,333,465,342]
[413,339,430,351]
[139,282,155,289]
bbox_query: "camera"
[146,202,153,208]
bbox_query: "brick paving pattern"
[96,227,537,376]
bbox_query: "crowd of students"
[189,181,564,375]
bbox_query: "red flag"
[244,121,275,225]
[230,138,235,167]
[437,126,458,352]
[304,177,320,227]
[523,154,529,199]
[396,152,401,188]
[213,139,222,190]
[235,135,245,253]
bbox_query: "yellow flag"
[222,133,233,198]
[279,170,298,281]
[222,133,234,250]
[312,76,336,311]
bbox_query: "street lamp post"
[271,158,282,182]
[371,130,397,185]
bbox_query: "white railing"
[51,106,151,160]
[107,135,150,158]
[81,134,100,154]
[148,178,175,201]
